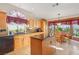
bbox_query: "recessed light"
[31,8,34,10]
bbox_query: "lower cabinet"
[31,37,42,55]
[14,36,30,50]
[14,35,42,55]
[23,36,30,48]
[14,36,23,50]
[0,36,14,55]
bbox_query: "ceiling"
[10,3,79,19]
[0,3,35,19]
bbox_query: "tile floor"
[48,37,79,55]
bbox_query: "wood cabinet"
[31,37,42,55]
[29,18,48,38]
[14,36,23,50]
[0,36,14,55]
[14,35,31,51]
[0,11,6,28]
[29,17,40,28]
[0,11,7,36]
[14,32,44,55]
[40,19,48,38]
[14,35,42,55]
[23,36,30,48]
[29,17,34,28]
[13,32,44,55]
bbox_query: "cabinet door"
[14,37,23,50]
[0,38,6,54]
[21,36,31,55]
[0,12,7,36]
[0,36,14,54]
[23,37,30,48]
[31,37,42,55]
[0,38,6,49]
[0,12,6,29]
[5,37,14,52]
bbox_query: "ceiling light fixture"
[52,3,59,7]
[31,8,34,11]
[57,13,61,20]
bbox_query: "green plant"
[76,32,79,36]
[64,28,70,32]
[57,27,62,32]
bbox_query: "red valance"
[6,16,28,24]
[48,17,79,26]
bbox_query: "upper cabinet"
[0,11,7,36]
[0,11,7,29]
[40,19,48,38]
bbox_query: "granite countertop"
[0,35,14,38]
[14,32,44,37]
[0,32,44,39]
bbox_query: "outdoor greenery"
[63,27,70,32]
[74,28,79,36]
[56,27,62,32]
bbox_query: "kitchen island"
[6,32,44,55]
